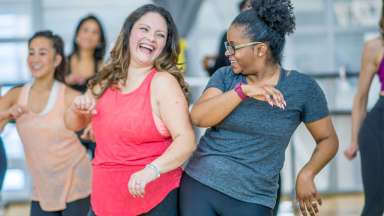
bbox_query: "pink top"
[378,57,384,91]
[16,82,92,211]
[91,68,182,215]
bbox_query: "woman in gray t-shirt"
[180,0,339,216]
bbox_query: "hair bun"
[251,0,295,35]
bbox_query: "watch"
[234,83,248,100]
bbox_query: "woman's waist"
[373,94,384,107]
[93,164,182,179]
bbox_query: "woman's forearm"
[64,108,91,132]
[150,131,196,174]
[299,132,339,177]
[191,90,241,127]
[350,94,368,144]
[0,111,11,132]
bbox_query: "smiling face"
[128,12,168,67]
[225,24,267,75]
[225,25,255,74]
[27,37,61,79]
[76,19,101,50]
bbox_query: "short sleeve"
[301,79,329,123]
[204,67,230,92]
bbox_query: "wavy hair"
[88,4,188,98]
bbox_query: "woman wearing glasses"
[180,0,339,215]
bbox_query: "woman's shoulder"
[1,85,24,105]
[152,71,180,89]
[284,70,319,88]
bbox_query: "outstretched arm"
[0,87,22,131]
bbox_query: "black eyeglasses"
[224,41,263,55]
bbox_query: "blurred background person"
[66,14,107,158]
[344,1,384,215]
[66,14,106,93]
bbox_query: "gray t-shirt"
[185,66,329,208]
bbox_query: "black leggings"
[180,174,272,216]
[88,189,179,216]
[0,137,6,191]
[30,196,90,216]
[358,96,384,216]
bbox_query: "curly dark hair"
[232,0,296,65]
[28,30,67,83]
[88,4,188,98]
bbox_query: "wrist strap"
[234,83,248,100]
[146,163,161,178]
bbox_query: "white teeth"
[139,43,154,51]
[31,64,43,70]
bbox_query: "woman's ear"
[255,43,268,57]
[54,54,62,68]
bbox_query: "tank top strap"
[53,82,66,113]
[378,57,384,91]
[139,67,157,94]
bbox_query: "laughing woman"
[64,4,196,216]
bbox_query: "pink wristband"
[234,83,248,100]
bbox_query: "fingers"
[128,176,146,198]
[344,144,358,160]
[298,194,322,216]
[315,192,322,206]
[10,105,28,119]
[72,95,96,115]
[262,86,286,109]
[304,199,316,216]
[299,200,307,216]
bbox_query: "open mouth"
[138,43,155,55]
[31,63,43,71]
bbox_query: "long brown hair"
[88,4,188,98]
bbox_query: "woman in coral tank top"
[64,4,196,216]
[0,31,92,215]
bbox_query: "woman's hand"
[296,170,322,216]
[127,166,159,198]
[8,104,29,119]
[242,84,286,109]
[71,94,97,115]
[81,124,95,142]
[344,143,358,160]
[66,74,86,85]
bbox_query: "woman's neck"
[247,64,280,85]
[127,65,153,78]
[32,76,55,92]
[78,49,94,60]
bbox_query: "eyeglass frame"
[224,41,263,55]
